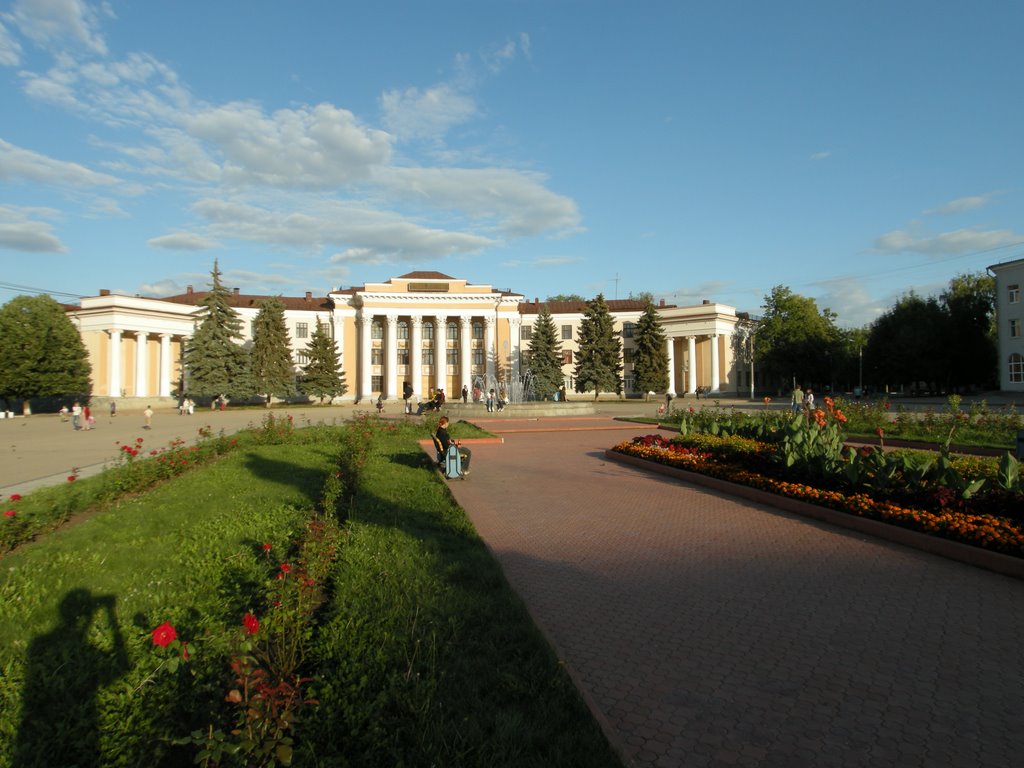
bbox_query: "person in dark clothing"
[435,416,471,474]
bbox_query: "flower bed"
[612,435,1024,560]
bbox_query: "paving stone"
[439,418,1024,768]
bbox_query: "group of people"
[178,397,196,415]
[60,402,93,430]
[484,388,506,413]
[790,385,816,416]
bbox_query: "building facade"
[988,257,1024,392]
[69,271,743,404]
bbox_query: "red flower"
[280,563,292,574]
[4,510,15,518]
[151,621,177,648]
[875,427,885,438]
[262,543,272,552]
[243,612,260,635]
[136,437,144,444]
[9,494,21,502]
[67,475,76,482]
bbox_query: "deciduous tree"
[0,295,92,414]
[755,286,841,391]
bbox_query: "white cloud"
[138,278,183,297]
[380,83,478,142]
[924,195,990,216]
[8,0,109,56]
[874,227,1022,256]
[378,166,581,237]
[147,233,219,251]
[0,138,121,187]
[184,101,392,187]
[0,205,66,253]
[0,19,23,65]
[810,150,831,161]
[500,255,583,268]
[191,197,497,260]
[809,276,887,328]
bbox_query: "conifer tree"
[300,319,347,403]
[525,305,564,400]
[573,293,622,399]
[0,294,92,414]
[184,260,252,400]
[631,299,669,398]
[250,297,296,406]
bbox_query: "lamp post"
[858,346,863,396]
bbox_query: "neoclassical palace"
[68,271,746,404]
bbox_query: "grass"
[0,418,620,767]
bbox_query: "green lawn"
[0,419,620,767]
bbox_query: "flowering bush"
[613,434,1024,558]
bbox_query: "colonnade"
[665,333,722,396]
[357,311,520,401]
[105,329,181,398]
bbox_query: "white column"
[385,314,398,399]
[460,315,473,394]
[159,334,173,397]
[484,316,496,383]
[410,316,423,397]
[108,329,122,397]
[710,334,720,393]
[435,314,447,395]
[358,312,372,401]
[135,333,148,397]
[666,336,676,396]
[687,335,697,394]
[508,318,521,381]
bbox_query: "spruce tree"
[573,293,623,399]
[526,305,564,400]
[631,299,669,399]
[184,260,252,401]
[300,320,347,403]
[0,294,92,414]
[250,297,297,406]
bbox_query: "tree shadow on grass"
[242,452,331,507]
[14,588,128,768]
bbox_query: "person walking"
[71,402,82,431]
[461,385,469,404]
[791,385,803,414]
[143,405,153,429]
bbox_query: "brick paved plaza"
[446,416,1024,768]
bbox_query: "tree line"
[750,272,997,396]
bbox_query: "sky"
[1,0,1022,328]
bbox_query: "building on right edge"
[988,256,1024,392]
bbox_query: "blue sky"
[1,0,1022,328]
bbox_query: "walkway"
[444,416,1024,768]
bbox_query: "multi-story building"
[69,271,743,404]
[988,257,1024,392]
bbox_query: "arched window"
[472,321,484,339]
[447,321,458,340]
[423,321,434,340]
[371,321,383,340]
[397,320,409,340]
[1010,353,1024,383]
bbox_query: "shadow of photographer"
[14,588,129,767]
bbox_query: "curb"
[604,449,1024,582]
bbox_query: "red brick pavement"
[440,417,1024,768]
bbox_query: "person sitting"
[434,416,471,475]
